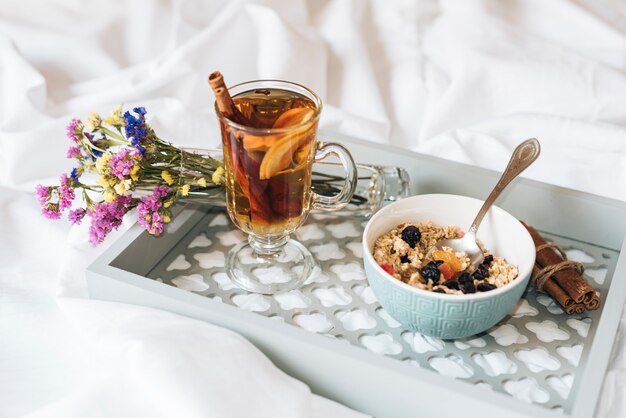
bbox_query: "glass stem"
[248,234,289,256]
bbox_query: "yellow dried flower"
[197,177,207,188]
[163,215,171,223]
[180,184,190,196]
[161,170,174,185]
[130,165,140,181]
[114,179,132,195]
[86,111,102,131]
[95,153,112,175]
[103,189,117,202]
[96,176,109,188]
[104,105,125,127]
[212,167,224,185]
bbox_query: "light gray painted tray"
[86,134,626,418]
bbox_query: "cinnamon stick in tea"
[532,265,574,309]
[208,71,248,125]
[523,222,595,303]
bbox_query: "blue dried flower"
[133,107,147,116]
[70,168,80,183]
[124,108,150,154]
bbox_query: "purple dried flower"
[67,146,81,159]
[36,185,62,219]
[58,174,75,211]
[137,186,171,235]
[109,148,140,180]
[42,205,62,220]
[87,195,133,246]
[68,208,86,224]
[35,184,50,205]
[66,119,83,144]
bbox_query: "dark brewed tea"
[219,88,318,236]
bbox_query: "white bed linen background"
[1,0,626,417]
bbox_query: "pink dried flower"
[42,205,62,220]
[87,195,134,246]
[68,208,86,225]
[109,148,140,180]
[137,186,171,235]
[67,146,81,159]
[58,174,75,211]
[66,119,83,144]
[35,184,50,205]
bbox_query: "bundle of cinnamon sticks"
[522,222,600,314]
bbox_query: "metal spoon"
[426,138,541,270]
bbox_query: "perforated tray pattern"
[147,207,617,413]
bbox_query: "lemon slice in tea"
[258,108,315,180]
[272,108,314,129]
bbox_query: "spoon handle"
[468,138,541,235]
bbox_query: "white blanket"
[1,1,626,417]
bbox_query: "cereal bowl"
[362,194,535,339]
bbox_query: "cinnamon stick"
[208,71,248,125]
[522,222,595,303]
[585,294,601,311]
[564,303,585,314]
[532,265,574,309]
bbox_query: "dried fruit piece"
[380,263,395,275]
[477,282,497,292]
[460,281,476,294]
[438,263,455,281]
[472,264,489,280]
[457,272,472,285]
[432,250,463,272]
[420,260,442,284]
[482,254,494,267]
[443,280,460,290]
[401,225,421,248]
[400,255,410,264]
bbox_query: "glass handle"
[312,141,358,210]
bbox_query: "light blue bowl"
[362,194,535,339]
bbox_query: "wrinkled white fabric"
[1,0,626,417]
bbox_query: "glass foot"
[225,237,314,294]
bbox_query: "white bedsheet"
[1,1,626,417]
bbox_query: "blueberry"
[460,281,476,294]
[482,254,494,266]
[400,255,410,264]
[477,282,497,292]
[443,280,459,290]
[401,225,421,248]
[472,264,489,280]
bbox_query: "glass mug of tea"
[213,78,358,294]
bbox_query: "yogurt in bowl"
[362,194,535,339]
